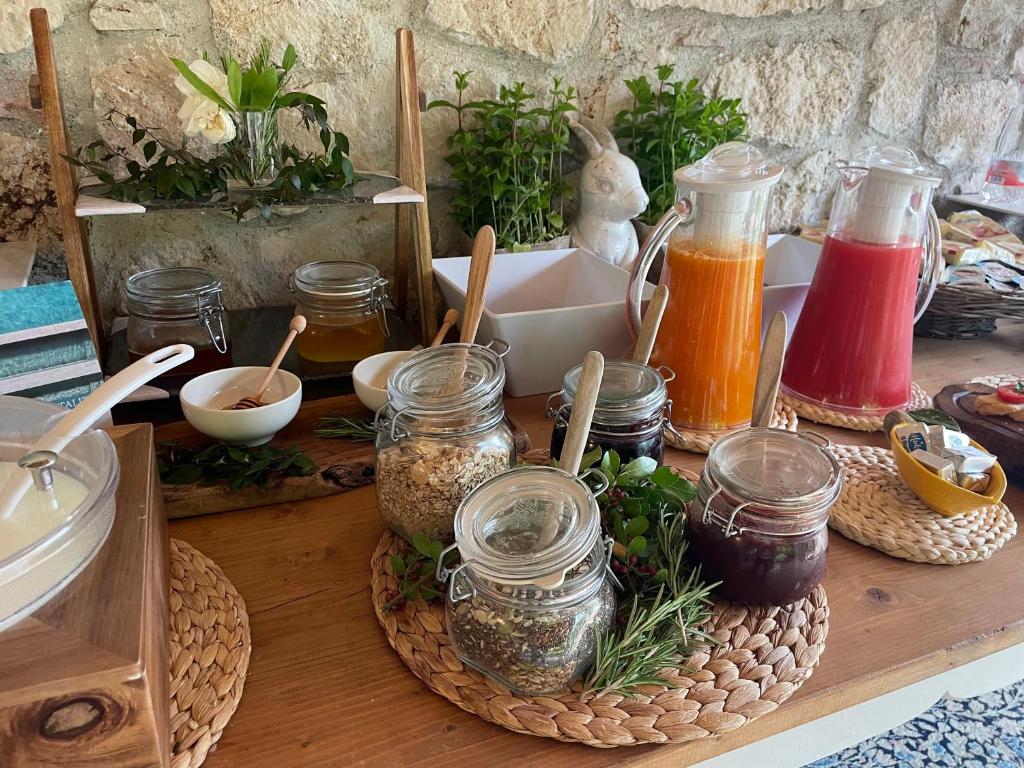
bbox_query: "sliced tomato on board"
[996,382,1024,404]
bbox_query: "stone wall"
[1,0,1021,323]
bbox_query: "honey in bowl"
[296,315,387,363]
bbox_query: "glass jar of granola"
[438,465,616,695]
[375,342,515,543]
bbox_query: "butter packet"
[943,445,997,474]
[927,425,972,452]
[895,423,929,453]
[910,448,956,481]
[956,472,991,494]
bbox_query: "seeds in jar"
[376,441,511,542]
[447,572,615,695]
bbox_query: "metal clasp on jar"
[195,286,228,354]
[374,403,412,442]
[701,480,750,539]
[544,391,569,422]
[372,276,391,338]
[436,549,477,603]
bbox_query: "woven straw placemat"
[780,382,931,433]
[828,445,1016,564]
[663,399,798,455]
[370,530,828,748]
[169,539,251,768]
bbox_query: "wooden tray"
[154,394,532,519]
[935,379,1024,480]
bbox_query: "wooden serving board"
[154,393,533,519]
[935,383,1024,480]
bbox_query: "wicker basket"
[915,283,1024,339]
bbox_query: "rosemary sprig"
[315,415,377,441]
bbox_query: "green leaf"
[617,456,658,484]
[227,59,242,108]
[627,535,647,556]
[600,450,621,479]
[282,43,297,72]
[907,409,960,432]
[143,141,157,162]
[247,68,280,111]
[170,58,234,112]
[131,129,146,144]
[411,533,433,558]
[578,445,603,473]
[389,555,406,575]
[625,516,649,537]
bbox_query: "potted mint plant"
[613,65,747,230]
[429,71,576,252]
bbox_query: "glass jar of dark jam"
[547,361,671,465]
[688,429,841,606]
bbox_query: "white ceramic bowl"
[352,350,414,413]
[180,367,302,446]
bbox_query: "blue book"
[0,281,102,404]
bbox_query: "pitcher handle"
[627,200,692,335]
[914,207,943,323]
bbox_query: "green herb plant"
[385,533,458,610]
[67,42,355,222]
[157,442,316,491]
[429,71,576,250]
[613,65,747,225]
[581,449,717,697]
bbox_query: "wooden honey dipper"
[225,315,307,410]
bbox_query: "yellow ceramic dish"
[889,426,1007,516]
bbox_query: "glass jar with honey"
[289,261,390,363]
[125,267,231,376]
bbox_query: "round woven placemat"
[663,399,798,454]
[828,445,1016,564]
[370,530,828,748]
[780,382,931,433]
[169,539,251,768]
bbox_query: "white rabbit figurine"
[569,116,649,270]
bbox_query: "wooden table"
[168,329,1024,768]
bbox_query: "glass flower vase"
[227,109,279,196]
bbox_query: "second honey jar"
[290,260,390,364]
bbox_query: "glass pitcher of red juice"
[781,146,942,417]
[627,142,783,433]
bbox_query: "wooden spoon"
[558,351,606,474]
[631,284,669,365]
[750,311,787,429]
[459,225,496,344]
[225,315,307,410]
[439,226,496,396]
[430,308,459,348]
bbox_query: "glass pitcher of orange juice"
[627,142,783,433]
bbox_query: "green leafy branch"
[429,71,577,250]
[314,415,377,441]
[157,441,316,491]
[613,64,747,225]
[384,533,457,610]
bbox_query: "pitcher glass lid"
[674,142,783,193]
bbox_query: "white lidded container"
[434,248,654,396]
[0,396,118,631]
[762,234,822,344]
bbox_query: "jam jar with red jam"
[548,361,672,465]
[688,429,841,606]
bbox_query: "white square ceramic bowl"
[763,234,822,344]
[434,248,653,397]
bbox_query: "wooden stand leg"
[395,28,437,344]
[30,9,106,362]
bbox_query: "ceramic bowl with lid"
[0,396,119,631]
[688,428,841,606]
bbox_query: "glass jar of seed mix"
[374,342,515,543]
[439,465,616,696]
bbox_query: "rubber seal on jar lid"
[705,428,841,512]
[453,465,600,589]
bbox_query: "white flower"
[174,59,236,145]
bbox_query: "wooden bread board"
[935,383,1024,480]
[154,393,533,519]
